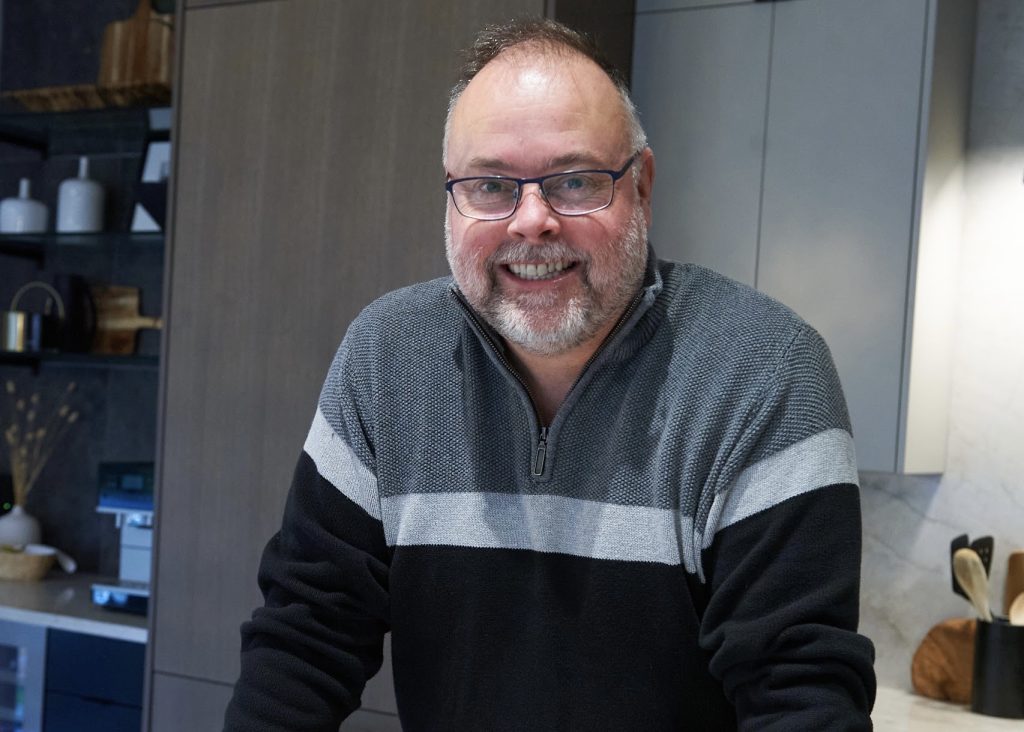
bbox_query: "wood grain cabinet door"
[150,0,539,728]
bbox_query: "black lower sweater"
[224,257,876,731]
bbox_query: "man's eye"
[474,179,513,195]
[550,174,598,194]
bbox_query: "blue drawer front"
[43,691,140,732]
[44,630,144,707]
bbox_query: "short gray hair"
[442,18,647,167]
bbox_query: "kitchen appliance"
[91,462,154,615]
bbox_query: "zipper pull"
[532,427,548,477]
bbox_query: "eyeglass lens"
[452,171,615,219]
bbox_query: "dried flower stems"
[3,380,80,506]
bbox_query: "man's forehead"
[447,49,627,168]
[463,48,613,105]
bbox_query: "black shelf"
[0,232,164,266]
[0,351,159,372]
[0,106,169,155]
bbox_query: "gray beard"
[446,205,649,356]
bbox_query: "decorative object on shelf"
[0,543,52,580]
[132,140,171,232]
[0,179,48,234]
[52,275,96,353]
[0,507,42,548]
[1,281,65,354]
[99,0,174,93]
[0,543,76,581]
[56,157,105,233]
[1,379,81,545]
[90,285,163,355]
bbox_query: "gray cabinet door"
[150,0,539,724]
[632,3,772,285]
[757,0,929,471]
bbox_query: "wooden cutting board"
[98,0,174,89]
[911,617,975,704]
[91,285,163,355]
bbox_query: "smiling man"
[225,18,876,732]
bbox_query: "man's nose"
[507,184,561,240]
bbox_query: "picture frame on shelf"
[131,140,170,233]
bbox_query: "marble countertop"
[873,686,1023,730]
[0,572,147,643]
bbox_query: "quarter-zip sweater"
[224,256,877,731]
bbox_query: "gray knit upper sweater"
[224,254,877,731]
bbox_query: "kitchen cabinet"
[0,619,45,731]
[637,0,755,11]
[631,2,771,285]
[147,1,635,730]
[0,582,146,732]
[44,628,144,732]
[632,0,976,473]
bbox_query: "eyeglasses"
[445,154,638,221]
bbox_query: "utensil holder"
[971,618,1024,719]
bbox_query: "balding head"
[443,18,646,167]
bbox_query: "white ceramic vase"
[56,156,105,233]
[0,505,42,546]
[0,178,49,233]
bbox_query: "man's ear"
[636,147,655,226]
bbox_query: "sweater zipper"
[533,426,549,476]
[454,286,644,478]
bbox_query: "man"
[225,18,876,731]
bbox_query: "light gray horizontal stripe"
[704,428,858,547]
[383,491,686,566]
[303,407,380,521]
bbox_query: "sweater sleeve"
[698,326,877,731]
[223,333,390,732]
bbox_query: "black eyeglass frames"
[445,153,639,221]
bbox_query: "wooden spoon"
[953,547,993,622]
[1010,592,1024,626]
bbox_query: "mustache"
[486,240,589,267]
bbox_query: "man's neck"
[506,316,620,427]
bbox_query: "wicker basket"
[0,548,55,581]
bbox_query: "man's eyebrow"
[463,157,513,173]
[544,152,605,170]
[462,152,608,175]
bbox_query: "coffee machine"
[91,462,154,615]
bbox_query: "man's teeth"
[507,261,569,280]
